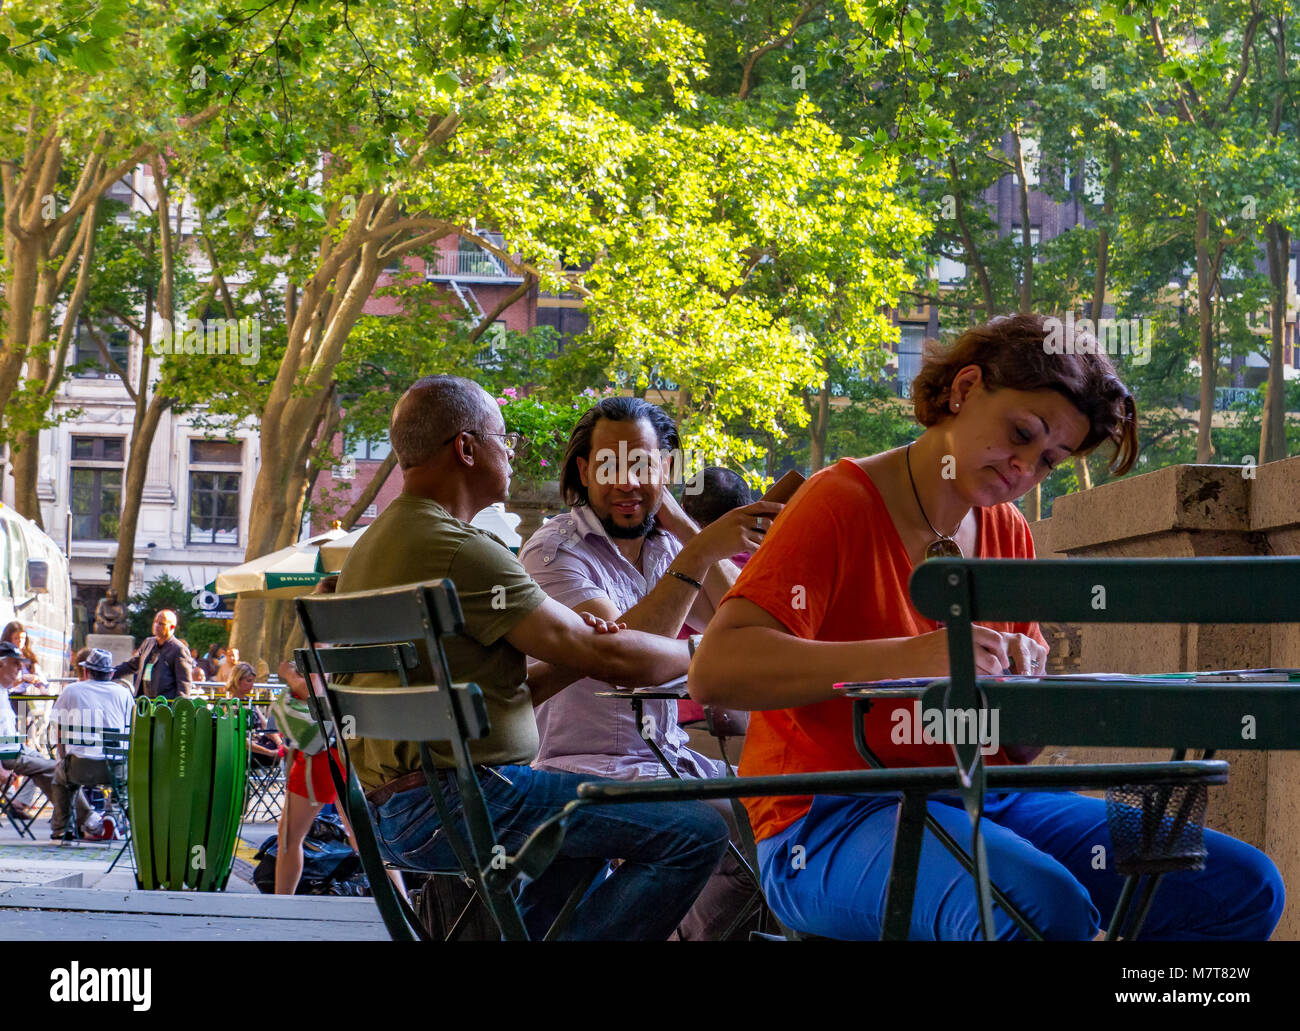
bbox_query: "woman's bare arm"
[689,598,1017,711]
[687,598,916,710]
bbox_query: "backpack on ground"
[251,806,368,896]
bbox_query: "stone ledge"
[1049,464,1251,551]
[1251,452,1300,531]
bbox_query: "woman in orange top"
[690,314,1283,940]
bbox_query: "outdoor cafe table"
[838,668,1300,761]
[836,669,1300,939]
[593,677,692,778]
[595,677,767,920]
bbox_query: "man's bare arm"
[653,491,778,629]
[525,660,588,707]
[522,612,628,706]
[506,597,689,691]
[575,576,700,639]
[695,558,738,625]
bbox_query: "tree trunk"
[0,185,56,433]
[2,234,49,517]
[340,450,399,529]
[1073,456,1091,492]
[1259,224,1290,464]
[1090,142,1121,322]
[948,156,995,318]
[808,378,830,472]
[1074,143,1117,497]
[9,435,42,527]
[111,396,170,600]
[1011,129,1034,315]
[1259,16,1291,465]
[228,598,266,669]
[1025,483,1041,522]
[229,233,387,661]
[1194,206,1217,463]
[8,200,101,527]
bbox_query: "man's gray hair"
[390,375,493,470]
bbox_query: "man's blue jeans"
[757,791,1285,940]
[370,764,729,940]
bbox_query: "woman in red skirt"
[272,657,356,894]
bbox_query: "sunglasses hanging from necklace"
[905,442,964,560]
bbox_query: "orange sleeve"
[722,471,850,639]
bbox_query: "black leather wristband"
[667,569,703,590]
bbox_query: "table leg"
[633,698,763,901]
[881,790,927,941]
[853,700,1042,939]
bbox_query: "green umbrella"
[207,529,346,599]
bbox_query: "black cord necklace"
[905,442,964,560]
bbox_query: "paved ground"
[0,810,388,940]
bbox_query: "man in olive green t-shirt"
[333,374,727,941]
[336,492,551,787]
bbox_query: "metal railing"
[426,248,522,281]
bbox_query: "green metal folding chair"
[243,755,286,822]
[0,734,42,839]
[295,580,551,942]
[101,729,134,874]
[53,724,131,846]
[905,555,1300,940]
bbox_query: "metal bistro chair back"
[294,579,529,942]
[101,728,133,872]
[0,733,40,838]
[54,723,134,869]
[910,555,1300,940]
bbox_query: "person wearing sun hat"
[48,648,134,840]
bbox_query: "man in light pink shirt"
[520,398,780,939]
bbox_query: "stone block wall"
[1027,457,1300,939]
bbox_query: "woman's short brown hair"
[910,313,1139,475]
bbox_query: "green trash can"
[127,697,249,891]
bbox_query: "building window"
[72,322,130,379]
[188,439,242,545]
[1083,156,1104,204]
[936,254,966,284]
[458,232,507,277]
[1010,225,1042,265]
[897,324,927,396]
[474,321,508,369]
[70,436,124,540]
[363,504,378,519]
[346,433,392,461]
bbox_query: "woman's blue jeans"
[370,763,729,940]
[757,790,1284,940]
